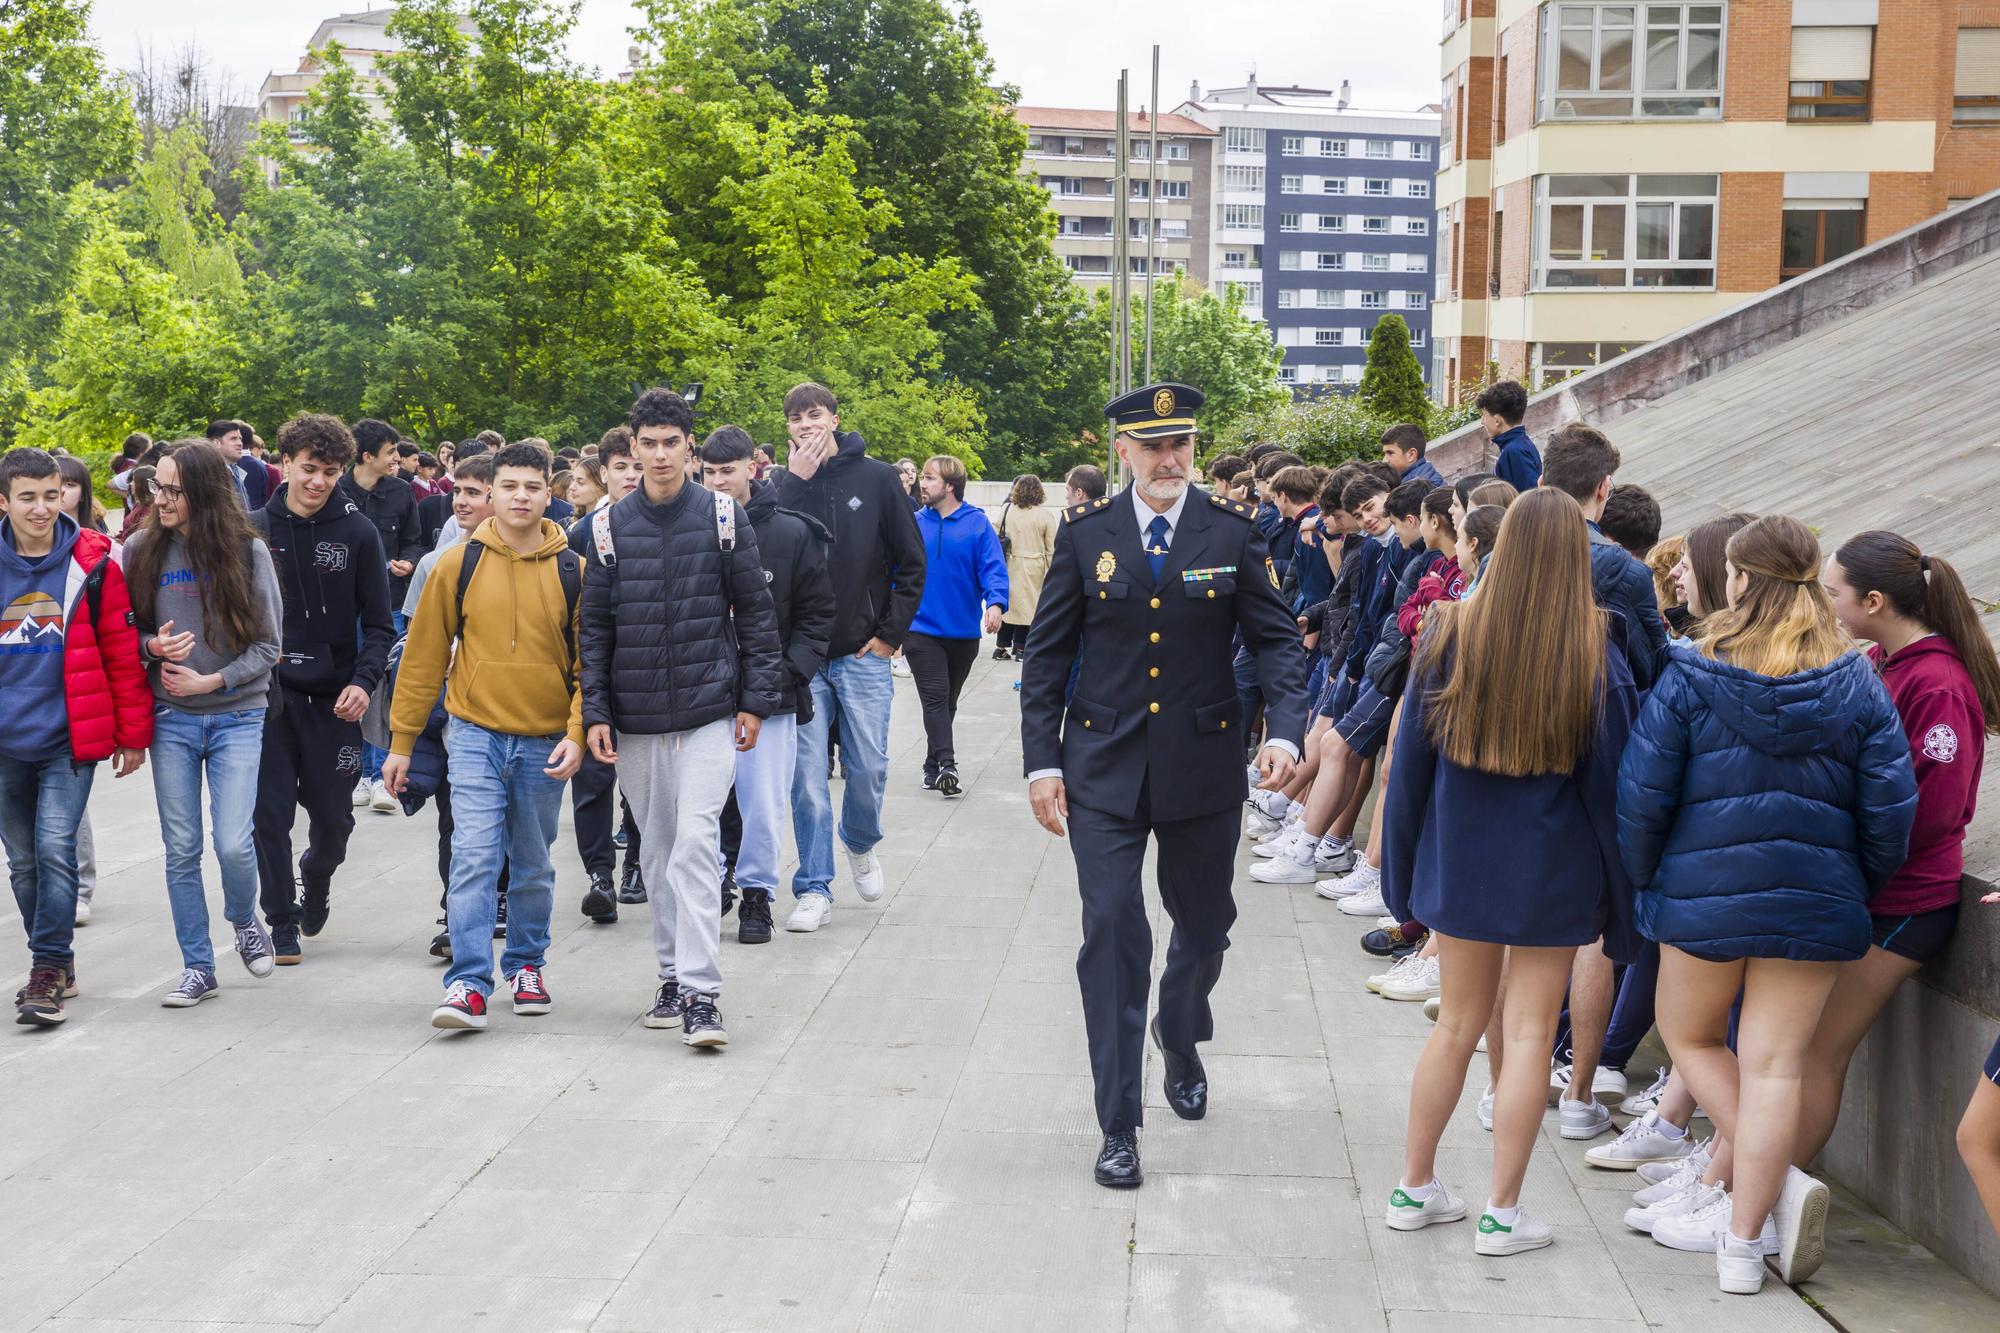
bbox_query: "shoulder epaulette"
[1209,493,1254,519]
[1065,497,1114,524]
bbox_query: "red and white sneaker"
[509,966,552,1016]
[432,981,487,1030]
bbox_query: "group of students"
[1222,380,1999,1295]
[1,381,941,1049]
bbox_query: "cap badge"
[1152,388,1174,417]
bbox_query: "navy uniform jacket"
[1021,487,1309,825]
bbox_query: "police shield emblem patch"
[1096,550,1118,584]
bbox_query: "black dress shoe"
[1094,1129,1142,1188]
[1151,1017,1208,1121]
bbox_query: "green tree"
[1095,275,1287,440]
[0,0,138,433]
[1357,313,1430,426]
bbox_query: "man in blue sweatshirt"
[1478,380,1541,491]
[905,454,1007,796]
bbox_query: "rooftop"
[1011,106,1215,136]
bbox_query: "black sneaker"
[618,862,648,905]
[272,925,303,966]
[493,894,509,940]
[682,993,728,1047]
[992,646,1009,660]
[643,980,683,1029]
[738,891,773,945]
[935,766,961,797]
[300,878,331,937]
[428,928,452,961]
[721,869,737,918]
[922,768,938,790]
[612,826,628,850]
[581,870,616,919]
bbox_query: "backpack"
[589,488,736,570]
[455,542,584,660]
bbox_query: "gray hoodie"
[128,530,284,715]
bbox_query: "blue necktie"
[1146,514,1170,585]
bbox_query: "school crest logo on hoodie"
[1922,724,1959,763]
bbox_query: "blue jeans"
[358,611,408,783]
[732,712,796,895]
[0,752,96,968]
[790,652,893,899]
[150,707,266,971]
[441,718,566,996]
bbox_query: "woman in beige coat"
[995,474,1060,660]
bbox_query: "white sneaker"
[1772,1165,1830,1286]
[1244,807,1282,838]
[73,900,91,926]
[1475,1205,1553,1256]
[1314,874,1363,900]
[1337,885,1387,917]
[1248,855,1317,885]
[352,777,371,807]
[1585,1110,1697,1169]
[1593,1067,1629,1099]
[1422,995,1441,1023]
[1366,952,1425,994]
[1635,1146,1711,1205]
[1619,1066,1671,1117]
[1380,955,1442,1002]
[1653,1188,1778,1256]
[1625,1179,1717,1234]
[1549,1061,1572,1099]
[1558,1097,1613,1140]
[1476,1086,1494,1131]
[846,848,884,901]
[1252,826,1308,858]
[1718,1231,1767,1295]
[890,655,911,677]
[369,779,399,813]
[1384,1178,1467,1231]
[785,895,833,932]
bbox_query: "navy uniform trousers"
[1067,782,1238,1136]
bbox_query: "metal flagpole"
[1144,45,1160,384]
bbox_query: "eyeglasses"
[156,484,185,502]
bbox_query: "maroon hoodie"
[1869,635,1986,914]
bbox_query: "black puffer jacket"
[578,481,783,735]
[744,479,836,719]
[772,430,926,657]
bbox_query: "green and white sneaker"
[1475,1205,1554,1256]
[1385,1179,1468,1231]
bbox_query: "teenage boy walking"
[342,419,426,813]
[772,382,925,929]
[906,454,1007,796]
[250,415,395,965]
[0,448,151,1025]
[699,426,835,944]
[581,389,783,1046]
[386,444,585,1031]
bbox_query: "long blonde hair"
[1417,488,1606,776]
[1698,515,1849,677]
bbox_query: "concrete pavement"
[3,656,1993,1331]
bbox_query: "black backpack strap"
[83,553,109,624]
[453,541,484,636]
[556,549,582,661]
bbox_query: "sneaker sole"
[1380,986,1441,1003]
[1559,1117,1615,1141]
[1586,1145,1691,1170]
[1385,1201,1466,1231]
[581,889,616,917]
[1776,1178,1829,1285]
[1337,902,1387,917]
[684,1029,729,1047]
[1719,1267,1767,1295]
[1314,882,1358,900]
[16,1007,66,1024]
[161,991,216,1008]
[936,777,961,797]
[642,1014,682,1029]
[854,884,884,902]
[431,1009,486,1030]
[513,1001,552,1016]
[1248,868,1316,885]
[1476,1232,1554,1256]
[738,930,772,945]
[274,955,302,967]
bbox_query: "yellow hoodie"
[389,517,584,756]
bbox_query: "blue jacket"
[1384,638,1641,957]
[1344,533,1422,680]
[1401,457,1445,488]
[910,500,1008,639]
[1291,505,1333,613]
[1589,524,1669,691]
[1491,426,1542,491]
[1617,644,1918,962]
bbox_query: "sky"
[86,0,1440,115]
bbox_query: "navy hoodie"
[251,486,395,699]
[0,514,81,761]
[772,431,927,658]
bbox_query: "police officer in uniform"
[1021,382,1308,1187]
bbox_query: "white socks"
[1484,1201,1521,1224]
[1398,1178,1437,1201]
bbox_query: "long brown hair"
[1682,512,1755,620]
[1417,488,1606,776]
[126,441,267,658]
[1835,530,2000,732]
[1699,515,1849,678]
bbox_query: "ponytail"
[1835,531,2000,734]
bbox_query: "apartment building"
[258,8,479,145]
[1434,0,2000,398]
[1011,107,1215,288]
[1179,81,1442,389]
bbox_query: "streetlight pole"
[1144,45,1159,385]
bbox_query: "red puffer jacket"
[61,529,152,761]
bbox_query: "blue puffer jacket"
[1616,643,1917,962]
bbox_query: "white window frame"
[1410,328,1426,347]
[1361,216,1389,234]
[1316,215,1343,233]
[1224,164,1266,191]
[1279,212,1302,232]
[1315,287,1343,306]
[1534,172,1718,290]
[1412,141,1433,161]
[1316,253,1344,271]
[1360,291,1387,309]
[1408,180,1431,199]
[1277,289,1299,308]
[1406,291,1428,309]
[1220,248,1252,269]
[1277,365,1299,384]
[1323,178,1348,196]
[1225,125,1261,152]
[1280,173,1303,193]
[1158,218,1189,238]
[1157,179,1190,199]
[1365,139,1391,159]
[1279,252,1302,270]
[1542,3,1726,122]
[1407,217,1430,236]
[1222,204,1265,230]
[1317,137,1348,157]
[1364,179,1391,197]
[1282,134,1304,154]
[1238,281,1263,308]
[1362,253,1390,272]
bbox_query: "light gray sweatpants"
[617,720,737,998]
